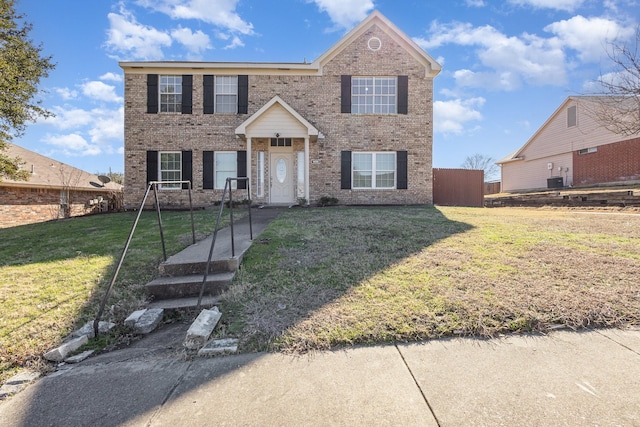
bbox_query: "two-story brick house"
[120,11,440,208]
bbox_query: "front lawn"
[0,208,235,384]
[2,205,638,385]
[219,206,640,352]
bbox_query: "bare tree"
[47,162,83,219]
[588,27,640,136]
[461,153,499,181]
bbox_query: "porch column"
[304,136,310,205]
[246,137,252,198]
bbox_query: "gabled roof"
[313,10,441,78]
[1,143,123,192]
[496,96,592,165]
[235,96,320,138]
[119,11,441,78]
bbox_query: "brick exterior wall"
[0,187,121,228]
[573,137,640,186]
[123,23,435,208]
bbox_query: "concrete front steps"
[146,272,235,300]
[144,223,252,310]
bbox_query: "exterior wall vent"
[368,37,382,51]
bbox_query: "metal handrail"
[93,180,195,337]
[196,177,252,309]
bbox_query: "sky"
[11,0,640,179]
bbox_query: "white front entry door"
[270,152,294,204]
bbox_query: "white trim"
[304,137,310,204]
[235,95,319,138]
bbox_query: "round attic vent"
[367,37,382,51]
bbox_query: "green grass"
[3,205,639,384]
[0,208,240,384]
[218,206,640,353]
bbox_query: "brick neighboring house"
[0,143,123,228]
[120,11,441,208]
[498,96,640,192]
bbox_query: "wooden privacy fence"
[433,168,484,207]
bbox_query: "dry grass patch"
[220,206,640,353]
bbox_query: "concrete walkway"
[1,326,639,426]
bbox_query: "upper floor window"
[567,105,577,127]
[160,75,182,113]
[351,77,397,114]
[159,151,182,189]
[215,76,238,113]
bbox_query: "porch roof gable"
[235,95,320,139]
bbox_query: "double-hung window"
[159,75,182,113]
[215,76,238,113]
[215,152,237,189]
[159,152,182,189]
[352,152,396,189]
[351,77,397,114]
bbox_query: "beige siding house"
[0,143,123,228]
[120,11,441,208]
[498,96,640,192]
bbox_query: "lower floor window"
[215,151,237,189]
[160,151,182,189]
[352,152,396,189]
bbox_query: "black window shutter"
[237,75,248,114]
[203,151,214,189]
[147,150,158,183]
[341,151,352,189]
[181,75,193,114]
[397,76,408,115]
[181,151,192,189]
[341,75,351,113]
[147,74,158,114]
[203,75,214,114]
[397,150,408,190]
[237,150,247,189]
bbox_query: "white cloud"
[310,0,374,31]
[43,133,102,156]
[466,0,486,6]
[105,7,172,60]
[544,15,635,62]
[88,107,124,145]
[507,0,585,12]
[224,35,244,49]
[81,81,123,103]
[54,87,78,101]
[135,0,254,35]
[40,103,123,156]
[415,21,566,90]
[434,97,485,135]
[171,27,212,56]
[45,107,94,130]
[100,72,123,82]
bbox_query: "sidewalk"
[1,326,638,426]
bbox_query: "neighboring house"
[0,143,123,228]
[498,96,640,192]
[120,11,441,209]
